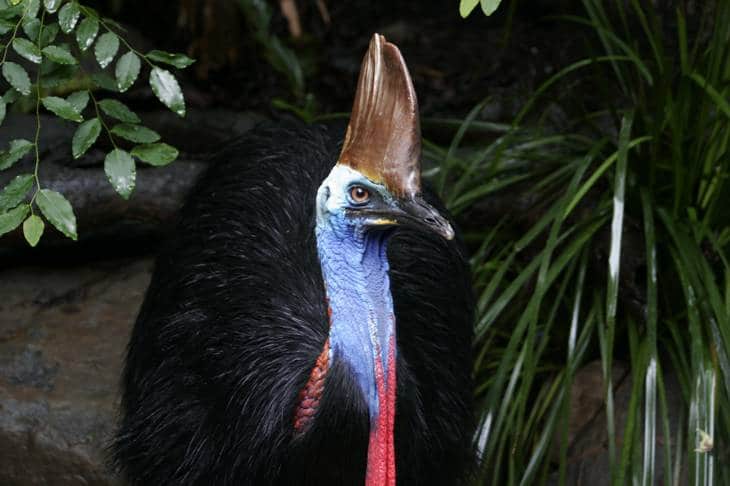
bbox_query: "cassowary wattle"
[115,33,474,486]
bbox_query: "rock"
[0,258,153,486]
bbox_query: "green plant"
[459,0,505,18]
[236,0,317,122]
[0,0,194,246]
[436,1,729,484]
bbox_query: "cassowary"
[114,34,474,485]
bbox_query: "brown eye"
[349,185,371,204]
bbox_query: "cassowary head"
[316,34,454,241]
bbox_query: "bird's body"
[115,36,474,486]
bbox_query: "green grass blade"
[641,189,658,486]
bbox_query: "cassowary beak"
[337,33,454,241]
[372,197,455,240]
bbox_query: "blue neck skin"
[315,215,395,421]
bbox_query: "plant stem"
[30,10,46,212]
[78,4,154,68]
[89,89,117,149]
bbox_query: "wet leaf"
[58,2,80,33]
[115,51,140,92]
[0,139,34,170]
[42,45,78,64]
[146,50,195,69]
[22,213,44,246]
[41,96,83,122]
[76,16,98,51]
[94,31,119,69]
[480,0,503,15]
[12,37,41,64]
[97,98,140,123]
[132,143,178,166]
[36,188,76,240]
[0,19,14,35]
[0,173,33,211]
[111,123,160,144]
[90,72,118,92]
[72,118,101,159]
[104,149,135,199]
[459,0,479,18]
[2,62,31,95]
[39,22,59,46]
[43,0,62,13]
[66,90,89,113]
[0,204,29,236]
[22,17,40,40]
[25,0,41,18]
[149,67,185,117]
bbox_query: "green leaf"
[480,0,503,16]
[132,143,178,166]
[9,0,24,5]
[0,204,30,236]
[22,213,44,246]
[0,97,5,127]
[94,31,119,69]
[98,98,140,123]
[0,19,14,35]
[42,45,78,64]
[76,15,98,51]
[459,0,479,18]
[2,62,31,95]
[21,17,40,40]
[689,72,730,120]
[104,149,135,199]
[0,139,34,170]
[12,37,41,64]
[115,51,140,92]
[41,96,83,122]
[71,118,101,159]
[36,188,76,240]
[24,0,40,17]
[39,22,59,46]
[149,67,185,117]
[43,0,62,13]
[110,123,160,143]
[58,1,80,33]
[0,173,33,211]
[90,72,118,92]
[66,90,89,113]
[146,50,195,69]
[2,88,19,105]
[41,63,78,88]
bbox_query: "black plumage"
[113,123,475,485]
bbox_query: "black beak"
[355,196,455,240]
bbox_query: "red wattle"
[365,335,396,486]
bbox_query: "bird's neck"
[315,220,397,486]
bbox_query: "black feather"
[113,123,475,485]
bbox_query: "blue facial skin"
[315,166,397,422]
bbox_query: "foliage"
[0,0,193,245]
[459,0,504,18]
[435,1,730,484]
[236,0,317,122]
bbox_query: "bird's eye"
[349,185,371,205]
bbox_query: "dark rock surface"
[0,258,153,485]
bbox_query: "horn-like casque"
[337,34,421,199]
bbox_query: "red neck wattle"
[365,334,397,486]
